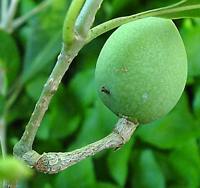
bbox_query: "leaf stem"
[86,0,200,43]
[63,0,86,45]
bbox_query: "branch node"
[22,150,41,167]
[115,118,138,144]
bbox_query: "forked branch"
[20,118,138,174]
[13,0,107,173]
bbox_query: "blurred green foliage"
[0,0,200,187]
[0,157,32,182]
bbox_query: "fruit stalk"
[20,118,138,174]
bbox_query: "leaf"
[27,171,55,188]
[21,0,69,83]
[180,19,200,78]
[168,139,200,188]
[0,61,7,117]
[132,150,165,188]
[8,93,34,122]
[107,139,134,186]
[70,98,117,149]
[193,86,200,119]
[19,0,36,15]
[137,93,198,149]
[0,62,7,96]
[0,95,5,116]
[95,182,121,188]
[55,158,96,188]
[0,30,20,86]
[26,75,47,101]
[22,33,62,83]
[0,157,32,181]
[37,85,80,140]
[37,109,80,140]
[156,0,200,19]
[110,0,137,17]
[68,68,96,109]
[102,0,137,19]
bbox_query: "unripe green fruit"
[95,17,187,124]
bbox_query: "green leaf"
[193,86,200,119]
[66,66,117,148]
[107,139,134,186]
[95,182,121,188]
[68,68,96,108]
[0,62,7,96]
[70,98,117,149]
[0,30,20,86]
[21,0,69,83]
[37,108,80,140]
[157,0,200,19]
[0,95,5,116]
[37,84,80,140]
[55,158,96,188]
[8,93,34,122]
[168,139,200,188]
[22,33,61,83]
[0,157,32,181]
[19,0,37,17]
[137,93,198,149]
[180,19,200,78]
[102,0,137,19]
[132,150,165,188]
[26,75,47,101]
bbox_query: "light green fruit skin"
[95,17,187,124]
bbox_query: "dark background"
[0,0,200,187]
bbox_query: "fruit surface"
[95,17,187,124]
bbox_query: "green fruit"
[95,17,187,124]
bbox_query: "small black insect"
[101,86,111,95]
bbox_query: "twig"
[13,47,79,156]
[75,0,104,38]
[0,0,8,26]
[63,0,86,45]
[13,0,51,30]
[17,118,138,174]
[13,0,105,164]
[3,0,20,32]
[86,0,199,43]
[11,0,139,178]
